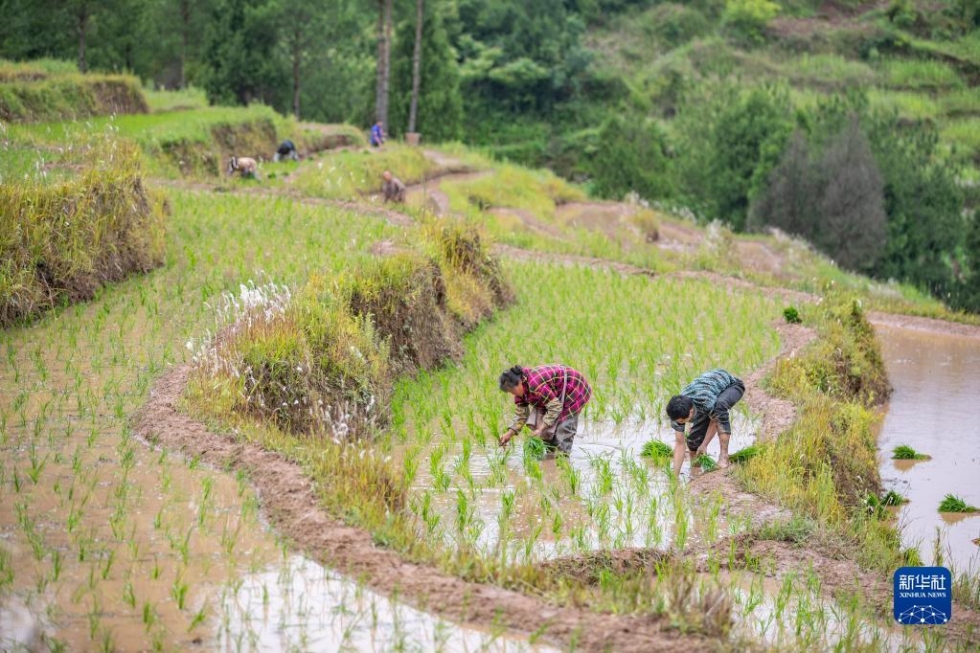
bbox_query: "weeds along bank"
[184,222,512,529]
[0,59,147,122]
[737,294,902,571]
[0,137,167,325]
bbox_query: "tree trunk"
[77,3,89,73]
[380,0,392,129]
[375,0,386,125]
[292,28,302,119]
[408,0,423,134]
[180,0,190,89]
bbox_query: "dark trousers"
[686,381,745,451]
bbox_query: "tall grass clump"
[0,59,148,122]
[0,136,167,326]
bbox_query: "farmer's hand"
[499,429,514,447]
[696,446,707,457]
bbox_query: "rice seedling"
[728,445,761,464]
[693,454,718,472]
[641,439,673,461]
[891,444,930,460]
[938,494,980,513]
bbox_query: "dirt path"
[133,367,706,653]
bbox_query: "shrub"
[590,114,673,202]
[722,0,780,44]
[645,4,714,48]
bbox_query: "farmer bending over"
[274,139,298,162]
[498,364,592,456]
[666,368,745,475]
[382,170,406,203]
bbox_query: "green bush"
[590,114,673,201]
[722,0,780,44]
[645,4,714,48]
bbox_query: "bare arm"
[500,404,530,446]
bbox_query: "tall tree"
[73,0,92,72]
[202,0,285,106]
[278,0,328,119]
[390,0,463,141]
[375,0,392,128]
[408,0,423,134]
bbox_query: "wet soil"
[134,366,708,652]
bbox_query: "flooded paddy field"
[875,324,980,572]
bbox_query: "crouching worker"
[498,364,592,456]
[274,139,298,162]
[382,170,406,203]
[666,368,745,475]
[227,156,258,179]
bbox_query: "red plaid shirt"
[515,364,592,425]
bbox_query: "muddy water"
[410,411,760,560]
[703,571,912,651]
[218,553,555,652]
[875,324,980,571]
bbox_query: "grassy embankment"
[0,135,167,325]
[0,59,147,123]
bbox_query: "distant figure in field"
[666,368,745,475]
[382,170,406,203]
[370,121,385,147]
[274,139,298,162]
[227,156,258,179]
[498,364,592,456]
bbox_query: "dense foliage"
[3,0,980,310]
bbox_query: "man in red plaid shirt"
[498,364,592,455]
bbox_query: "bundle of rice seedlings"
[641,440,673,460]
[694,454,718,472]
[892,445,930,460]
[939,494,979,513]
[728,445,761,464]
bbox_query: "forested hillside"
[3,0,980,311]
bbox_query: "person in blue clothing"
[370,121,385,147]
[665,368,745,475]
